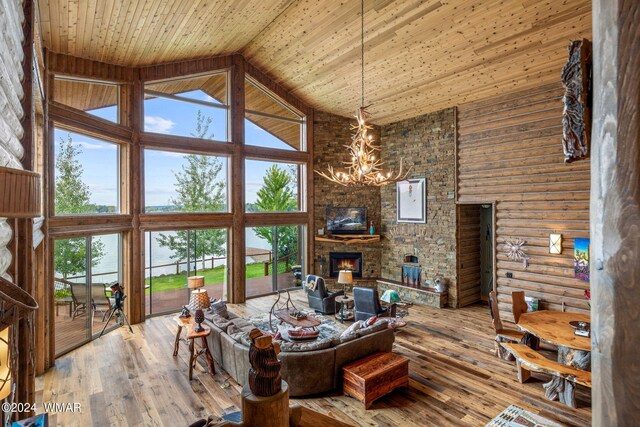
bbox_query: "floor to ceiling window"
[46,58,311,352]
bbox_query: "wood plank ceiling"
[38,0,592,125]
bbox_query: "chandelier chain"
[361,0,364,108]
[313,0,412,187]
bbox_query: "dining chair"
[489,291,524,360]
[511,291,528,323]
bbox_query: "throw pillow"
[340,320,364,338]
[365,316,378,326]
[305,279,317,292]
[210,299,228,319]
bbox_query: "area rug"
[486,405,563,427]
[249,312,346,341]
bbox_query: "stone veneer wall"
[313,111,381,281]
[379,109,458,307]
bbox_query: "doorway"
[456,203,495,307]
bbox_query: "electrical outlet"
[506,272,513,278]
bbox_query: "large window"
[144,149,229,213]
[48,60,311,346]
[245,77,304,151]
[145,229,228,316]
[53,128,120,215]
[54,77,119,123]
[245,160,302,213]
[245,225,305,298]
[143,72,229,141]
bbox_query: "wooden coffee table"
[343,352,409,409]
[272,309,321,329]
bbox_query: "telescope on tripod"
[99,280,133,337]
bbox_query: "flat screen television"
[326,207,367,234]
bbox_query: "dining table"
[517,310,591,407]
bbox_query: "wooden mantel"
[314,234,380,245]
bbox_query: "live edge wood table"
[343,352,409,409]
[517,310,591,407]
[173,316,215,380]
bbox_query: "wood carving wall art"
[561,39,592,163]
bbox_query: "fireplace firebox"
[329,252,363,278]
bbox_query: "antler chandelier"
[315,0,410,187]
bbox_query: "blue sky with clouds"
[54,90,301,209]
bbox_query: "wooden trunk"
[241,381,289,427]
[343,352,409,409]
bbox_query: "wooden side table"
[343,352,409,409]
[173,316,215,380]
[187,324,215,380]
[335,295,354,322]
[173,315,191,356]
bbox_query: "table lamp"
[380,290,401,304]
[337,270,353,299]
[189,289,211,332]
[181,276,205,318]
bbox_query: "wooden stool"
[343,352,409,409]
[173,316,191,356]
[187,324,215,380]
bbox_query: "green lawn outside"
[144,262,269,294]
[54,262,289,300]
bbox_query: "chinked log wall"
[457,81,590,322]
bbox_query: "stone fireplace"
[329,252,363,278]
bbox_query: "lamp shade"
[380,290,401,304]
[187,275,205,289]
[0,327,11,400]
[189,289,211,310]
[337,270,353,284]
[549,233,562,254]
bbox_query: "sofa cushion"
[357,320,388,337]
[210,300,229,319]
[207,313,232,330]
[228,317,253,330]
[280,337,333,352]
[340,320,364,338]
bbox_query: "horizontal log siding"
[457,82,590,322]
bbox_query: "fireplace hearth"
[329,252,363,278]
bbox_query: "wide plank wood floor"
[36,290,591,426]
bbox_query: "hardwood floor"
[36,290,591,426]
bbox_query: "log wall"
[456,204,481,307]
[457,82,591,321]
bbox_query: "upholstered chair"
[353,287,396,321]
[304,275,344,314]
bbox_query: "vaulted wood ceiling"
[38,0,592,124]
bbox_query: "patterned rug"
[487,405,563,427]
[249,311,347,341]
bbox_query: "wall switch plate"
[506,272,513,278]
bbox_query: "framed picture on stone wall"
[396,178,426,223]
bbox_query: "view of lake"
[88,228,272,283]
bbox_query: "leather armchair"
[304,275,344,314]
[353,287,396,321]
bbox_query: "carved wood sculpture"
[247,329,282,397]
[561,39,592,163]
